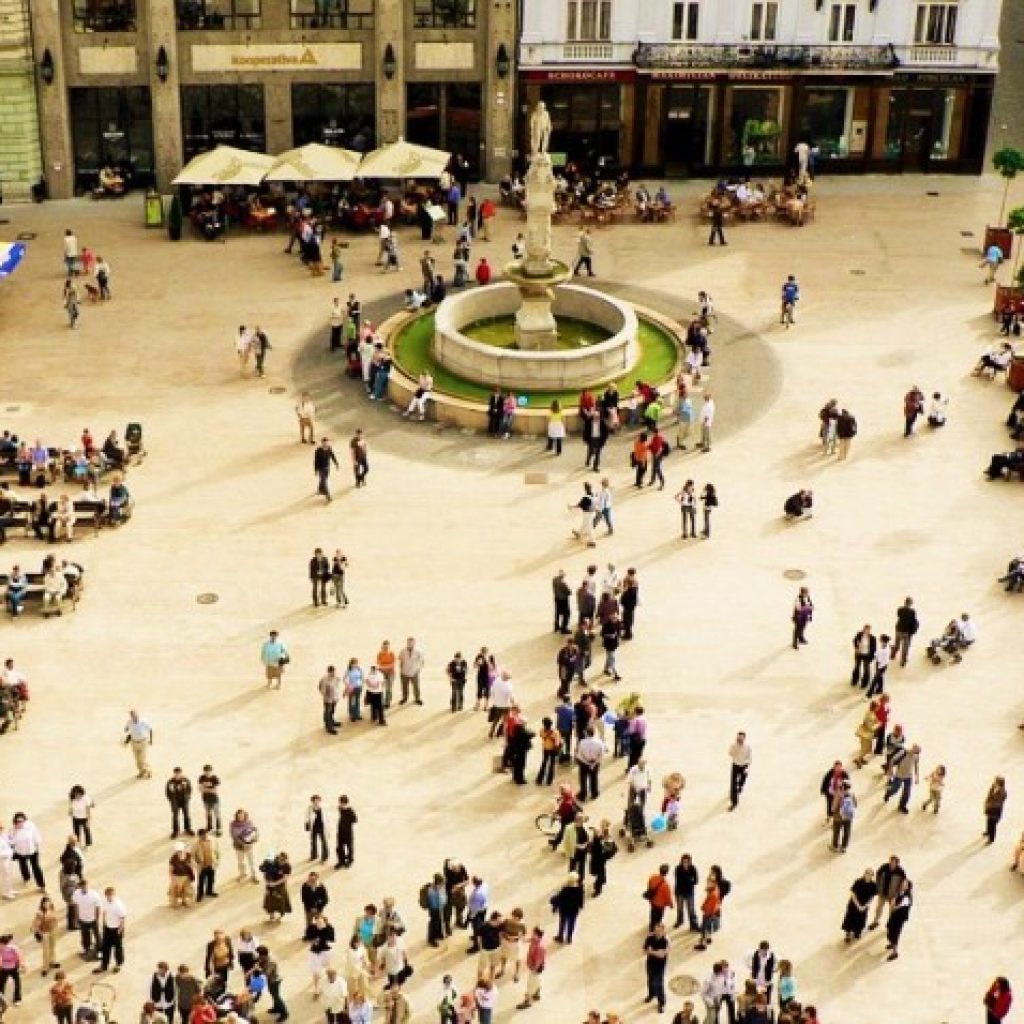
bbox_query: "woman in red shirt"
[985,977,1013,1023]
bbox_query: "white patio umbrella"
[264,143,362,183]
[172,145,276,187]
[356,139,451,180]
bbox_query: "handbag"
[279,653,290,667]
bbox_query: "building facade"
[0,0,43,201]
[518,0,1002,176]
[28,0,516,199]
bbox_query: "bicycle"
[534,811,561,838]
[780,299,795,328]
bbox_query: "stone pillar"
[147,0,183,192]
[375,0,403,144]
[264,78,293,155]
[483,0,516,181]
[30,0,73,198]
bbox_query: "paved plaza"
[1,175,1022,1024]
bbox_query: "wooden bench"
[1,566,85,617]
[0,498,122,542]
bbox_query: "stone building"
[0,0,43,201]
[518,0,1003,176]
[27,0,516,199]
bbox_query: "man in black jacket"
[165,768,193,838]
[892,597,919,667]
[309,548,330,607]
[552,570,571,634]
[850,625,877,688]
[313,438,339,502]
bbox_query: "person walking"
[123,708,154,779]
[708,200,726,246]
[260,630,289,689]
[551,875,584,944]
[253,326,270,378]
[575,728,604,802]
[700,483,718,538]
[95,256,111,300]
[399,637,424,706]
[197,765,222,836]
[866,634,891,698]
[869,855,906,930]
[884,879,913,961]
[552,571,571,634]
[984,777,1008,844]
[643,923,670,1013]
[631,432,650,489]
[331,551,349,607]
[296,392,317,444]
[620,568,639,641]
[921,765,945,813]
[192,829,219,901]
[984,978,1013,1024]
[727,732,751,810]
[892,597,919,668]
[309,548,330,607]
[673,854,699,931]
[644,866,674,930]
[790,585,815,647]
[93,887,126,975]
[165,767,194,839]
[314,438,339,502]
[335,796,357,868]
[829,782,857,853]
[850,625,876,688]
[647,429,668,490]
[884,743,920,813]
[350,429,369,487]
[447,651,467,714]
[840,868,877,942]
[516,927,546,1009]
[305,796,329,864]
[836,408,857,460]
[853,701,880,769]
[699,394,715,453]
[903,385,925,437]
[546,401,565,456]
[63,279,80,329]
[676,480,697,539]
[318,666,341,734]
[569,484,598,547]
[593,477,614,535]
[573,229,595,277]
[780,275,799,327]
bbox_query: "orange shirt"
[701,885,720,917]
[632,437,650,465]
[647,874,674,910]
[377,648,396,673]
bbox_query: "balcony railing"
[894,44,998,68]
[289,13,373,29]
[73,2,137,33]
[520,41,637,65]
[176,3,261,30]
[636,42,899,71]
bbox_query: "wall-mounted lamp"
[39,48,55,85]
[815,0,824,11]
[496,42,511,79]
[382,42,397,81]
[869,0,879,10]
[155,45,170,82]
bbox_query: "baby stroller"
[76,982,117,1023]
[926,622,966,665]
[999,557,1024,594]
[619,798,653,852]
[124,423,145,463]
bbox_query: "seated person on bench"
[103,431,126,470]
[0,484,14,544]
[108,476,131,523]
[98,165,125,195]
[31,494,55,543]
[784,489,813,519]
[985,444,1024,479]
[1000,556,1024,593]
[5,565,28,616]
[974,342,1014,377]
[54,494,76,542]
[42,564,67,616]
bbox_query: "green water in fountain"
[462,315,612,351]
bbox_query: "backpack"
[717,877,732,899]
[418,883,430,910]
[847,416,858,437]
[840,794,856,820]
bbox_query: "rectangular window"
[72,0,137,32]
[181,84,265,160]
[289,0,373,29]
[672,2,699,41]
[750,1,778,41]
[292,83,375,150]
[567,0,612,41]
[412,0,476,29]
[69,86,153,193]
[176,0,261,31]
[914,3,957,44]
[827,3,856,42]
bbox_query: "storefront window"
[406,84,481,174]
[72,0,136,32]
[290,0,373,29]
[663,85,713,173]
[70,86,153,193]
[800,88,852,159]
[543,84,621,166]
[176,0,261,30]
[412,0,476,29]
[883,90,907,159]
[724,86,784,165]
[181,85,265,160]
[292,84,375,151]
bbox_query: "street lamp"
[155,45,170,83]
[382,43,397,81]
[496,43,511,79]
[39,48,55,86]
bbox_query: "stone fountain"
[504,101,573,350]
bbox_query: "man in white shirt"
[95,886,127,974]
[575,728,604,802]
[404,372,434,421]
[63,229,80,275]
[700,394,715,453]
[322,966,348,1018]
[399,637,424,705]
[728,731,752,810]
[957,613,978,648]
[867,635,891,698]
[124,709,154,779]
[488,671,514,739]
[376,221,392,265]
[404,288,426,311]
[627,758,652,811]
[42,565,67,617]
[600,563,620,597]
[72,879,103,956]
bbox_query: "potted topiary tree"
[168,192,183,241]
[995,204,1024,319]
[986,148,1024,257]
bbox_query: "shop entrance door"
[662,86,710,176]
[903,111,933,171]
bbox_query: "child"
[330,239,344,282]
[921,765,945,813]
[499,393,516,439]
[778,959,796,1011]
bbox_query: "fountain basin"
[433,282,639,392]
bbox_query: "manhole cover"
[196,592,219,605]
[960,230,975,238]
[850,269,866,276]
[926,191,940,197]
[0,219,9,226]
[960,247,980,256]
[784,569,807,581]
[16,232,36,240]
[268,386,286,395]
[5,405,21,413]
[669,974,699,997]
